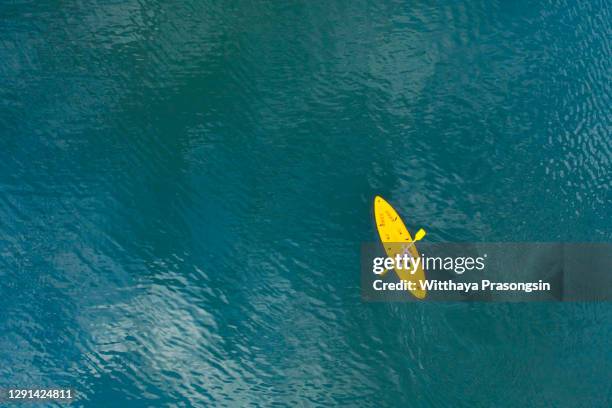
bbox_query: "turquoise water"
[1,0,611,406]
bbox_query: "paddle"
[379,228,427,276]
[413,228,427,242]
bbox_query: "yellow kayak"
[373,196,427,299]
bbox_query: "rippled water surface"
[1,0,611,406]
